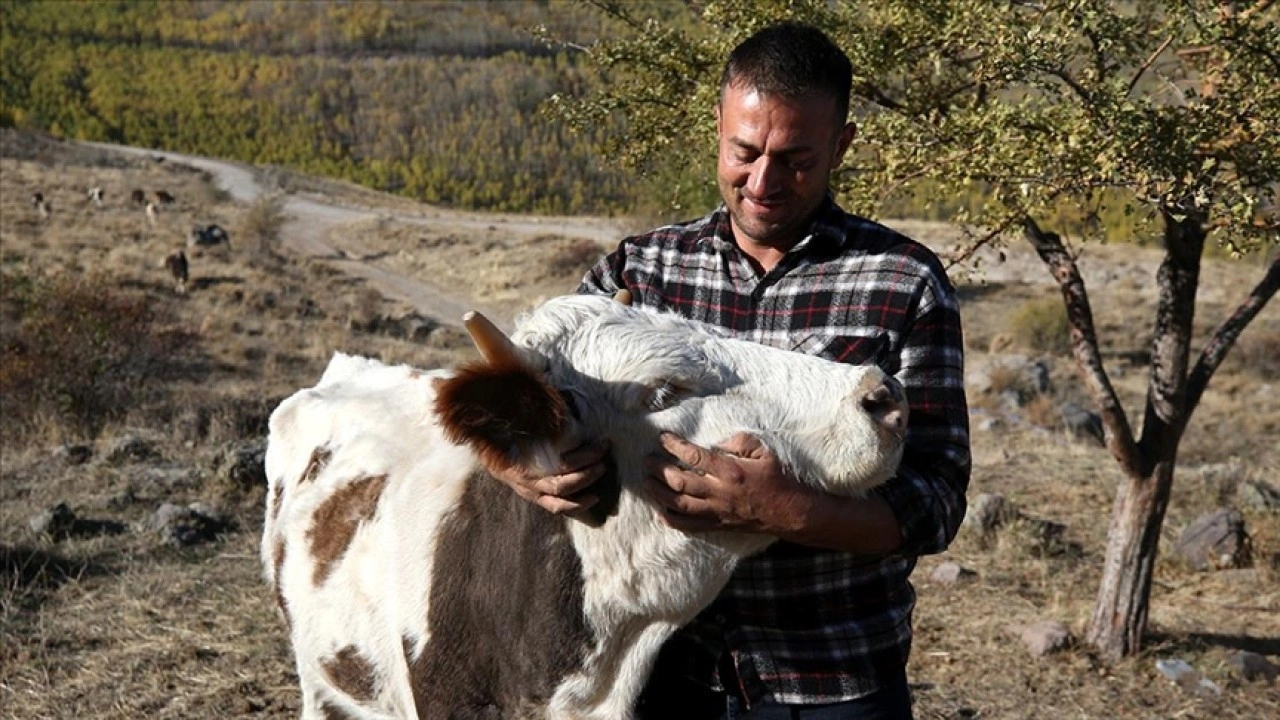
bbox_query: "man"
[492,21,969,719]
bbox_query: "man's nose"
[746,155,782,196]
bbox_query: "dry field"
[1,128,1277,719]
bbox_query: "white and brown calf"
[263,294,907,719]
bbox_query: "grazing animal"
[263,294,908,719]
[30,192,44,208]
[87,186,104,206]
[188,224,229,248]
[163,250,189,294]
[130,188,147,206]
[145,202,158,225]
[154,189,175,205]
[33,195,51,220]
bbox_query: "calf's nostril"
[861,381,908,434]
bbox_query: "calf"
[263,294,907,719]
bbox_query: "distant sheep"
[163,250,189,294]
[130,189,147,206]
[145,202,158,226]
[188,224,230,249]
[154,190,175,205]
[87,186,104,207]
[32,193,51,220]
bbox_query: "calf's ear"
[433,363,569,473]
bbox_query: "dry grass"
[2,128,1277,719]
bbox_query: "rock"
[966,355,1054,405]
[106,488,138,509]
[219,439,268,492]
[1024,360,1052,395]
[53,443,93,465]
[1059,402,1104,445]
[382,312,438,341]
[147,502,230,547]
[28,502,76,538]
[1224,651,1279,682]
[929,561,977,585]
[1155,658,1222,697]
[105,434,158,464]
[140,467,200,493]
[1173,508,1250,571]
[1194,460,1245,486]
[1237,480,1280,513]
[1007,620,1072,656]
[964,493,1019,536]
[28,502,125,540]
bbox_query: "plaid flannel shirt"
[578,196,970,706]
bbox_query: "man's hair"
[719,21,853,124]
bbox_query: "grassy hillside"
[1,0,650,214]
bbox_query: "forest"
[0,0,678,215]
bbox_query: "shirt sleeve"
[577,241,627,296]
[872,270,971,557]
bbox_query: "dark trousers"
[637,662,914,720]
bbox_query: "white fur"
[265,296,906,719]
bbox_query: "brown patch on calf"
[318,702,357,720]
[321,645,379,702]
[272,538,291,630]
[300,445,333,485]
[306,474,388,587]
[433,362,568,472]
[269,482,285,524]
[407,470,592,716]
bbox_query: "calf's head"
[434,294,907,507]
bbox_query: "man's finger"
[537,492,598,515]
[658,432,715,473]
[716,432,768,459]
[560,439,609,471]
[531,463,604,497]
[644,473,714,517]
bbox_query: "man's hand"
[488,440,610,515]
[642,432,818,536]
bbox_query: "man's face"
[716,83,855,252]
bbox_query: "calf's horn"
[463,311,520,366]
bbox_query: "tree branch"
[853,81,905,112]
[1023,217,1143,475]
[1185,251,1280,413]
[940,214,1020,270]
[1126,36,1174,98]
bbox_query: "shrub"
[1007,295,1072,356]
[242,193,288,257]
[0,268,188,439]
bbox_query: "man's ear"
[834,121,856,165]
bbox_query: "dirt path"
[79,142,635,330]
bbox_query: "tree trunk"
[1085,209,1204,661]
[1085,460,1176,660]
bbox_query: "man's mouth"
[742,195,786,214]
